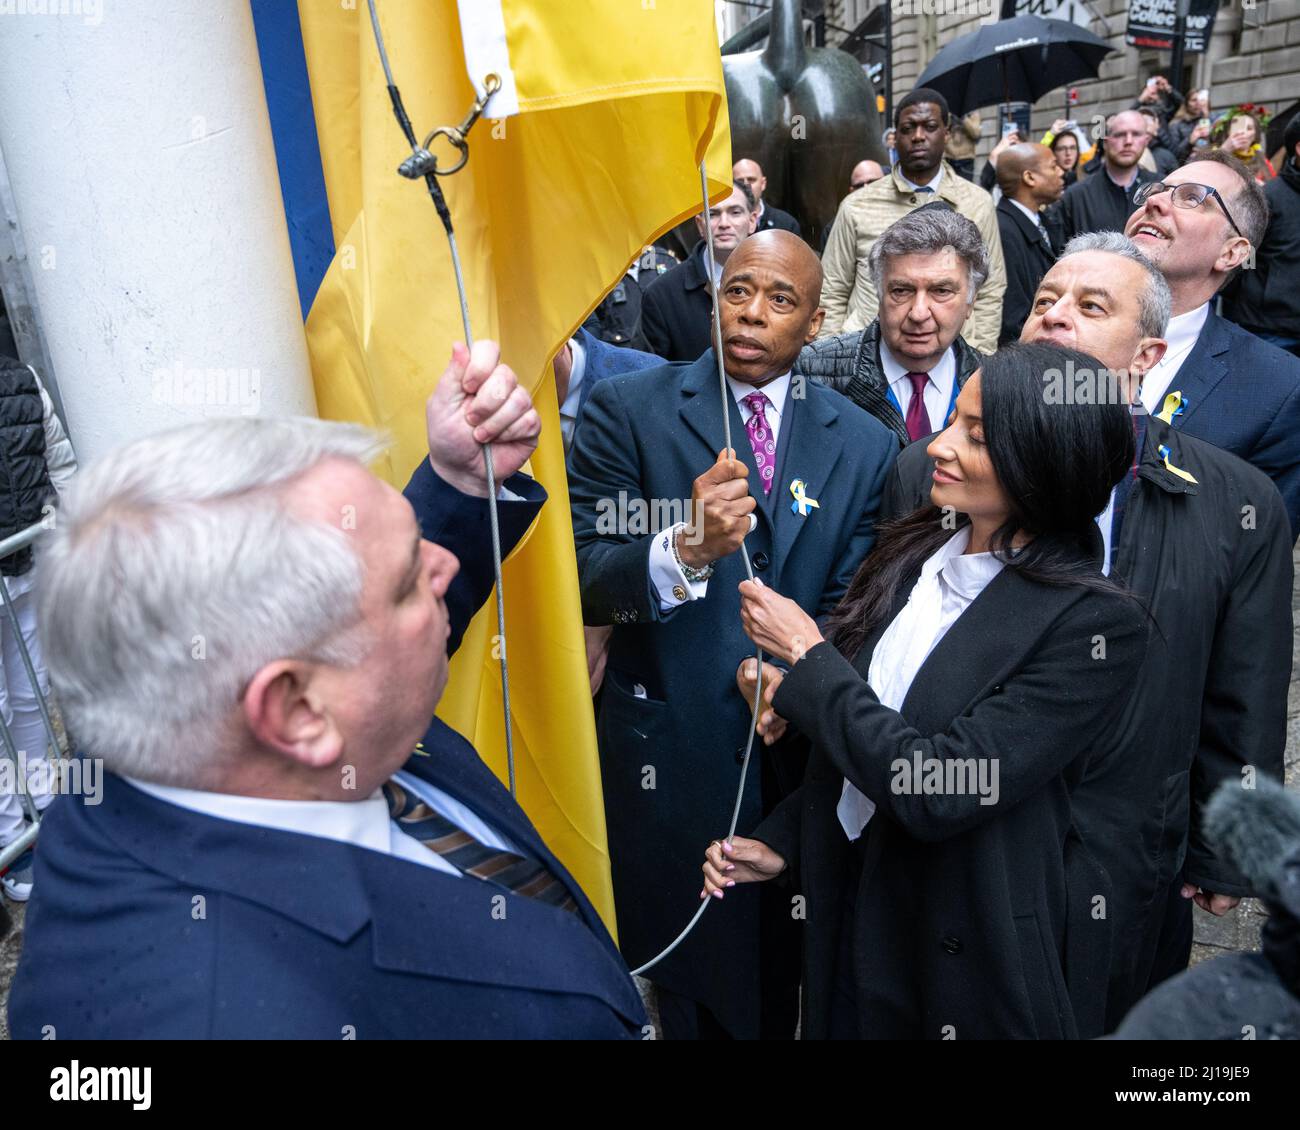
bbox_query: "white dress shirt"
[899,166,943,194]
[648,373,792,611]
[126,769,517,879]
[879,338,957,435]
[558,334,588,453]
[837,527,1006,840]
[1140,302,1210,415]
[1095,488,1117,578]
[1009,197,1048,239]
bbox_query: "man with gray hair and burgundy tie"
[798,204,988,446]
[568,230,898,1039]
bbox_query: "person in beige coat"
[820,89,1006,354]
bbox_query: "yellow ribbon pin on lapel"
[789,478,820,517]
[1154,391,1198,484]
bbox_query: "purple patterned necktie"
[904,371,932,443]
[742,391,776,495]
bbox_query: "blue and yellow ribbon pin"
[789,478,820,517]
[1154,390,1198,484]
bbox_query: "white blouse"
[838,527,1007,841]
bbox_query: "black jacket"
[1148,137,1179,179]
[640,241,714,362]
[1168,117,1208,163]
[797,320,984,448]
[752,562,1148,1039]
[1222,158,1300,339]
[996,197,1057,345]
[1114,778,1300,1040]
[583,248,679,352]
[1050,165,1157,243]
[883,415,1293,1028]
[756,201,802,238]
[0,357,53,577]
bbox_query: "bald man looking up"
[995,142,1066,344]
[568,230,897,1040]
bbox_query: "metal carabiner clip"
[404,73,502,179]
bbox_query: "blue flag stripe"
[249,0,335,320]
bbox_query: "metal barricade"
[0,521,62,874]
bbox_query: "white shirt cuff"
[648,525,708,611]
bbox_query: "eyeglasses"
[1132,180,1244,238]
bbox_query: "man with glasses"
[1126,151,1300,540]
[1055,109,1156,242]
[820,87,1006,354]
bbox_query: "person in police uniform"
[583,246,679,353]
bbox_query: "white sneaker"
[1,847,34,901]
[1,863,32,901]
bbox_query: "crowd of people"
[4,80,1300,1041]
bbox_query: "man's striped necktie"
[381,779,578,914]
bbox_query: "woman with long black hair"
[702,342,1149,1040]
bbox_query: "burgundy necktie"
[742,391,776,495]
[904,371,931,442]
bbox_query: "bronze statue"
[659,1,887,257]
[725,0,887,248]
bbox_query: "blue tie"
[1109,415,1147,572]
[382,779,578,913]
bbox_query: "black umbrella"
[916,15,1115,118]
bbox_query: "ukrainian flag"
[249,0,731,932]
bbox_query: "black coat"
[1168,117,1206,163]
[641,241,714,362]
[1223,158,1300,339]
[567,353,898,1038]
[752,562,1148,1039]
[1113,778,1300,1040]
[1148,140,1179,179]
[996,198,1057,346]
[756,202,802,238]
[796,319,985,448]
[882,415,1293,1028]
[583,248,679,352]
[0,356,53,577]
[1050,165,1157,243]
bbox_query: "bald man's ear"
[243,659,345,770]
[805,306,826,342]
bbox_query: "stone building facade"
[721,0,1300,164]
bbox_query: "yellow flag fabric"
[294,0,730,933]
